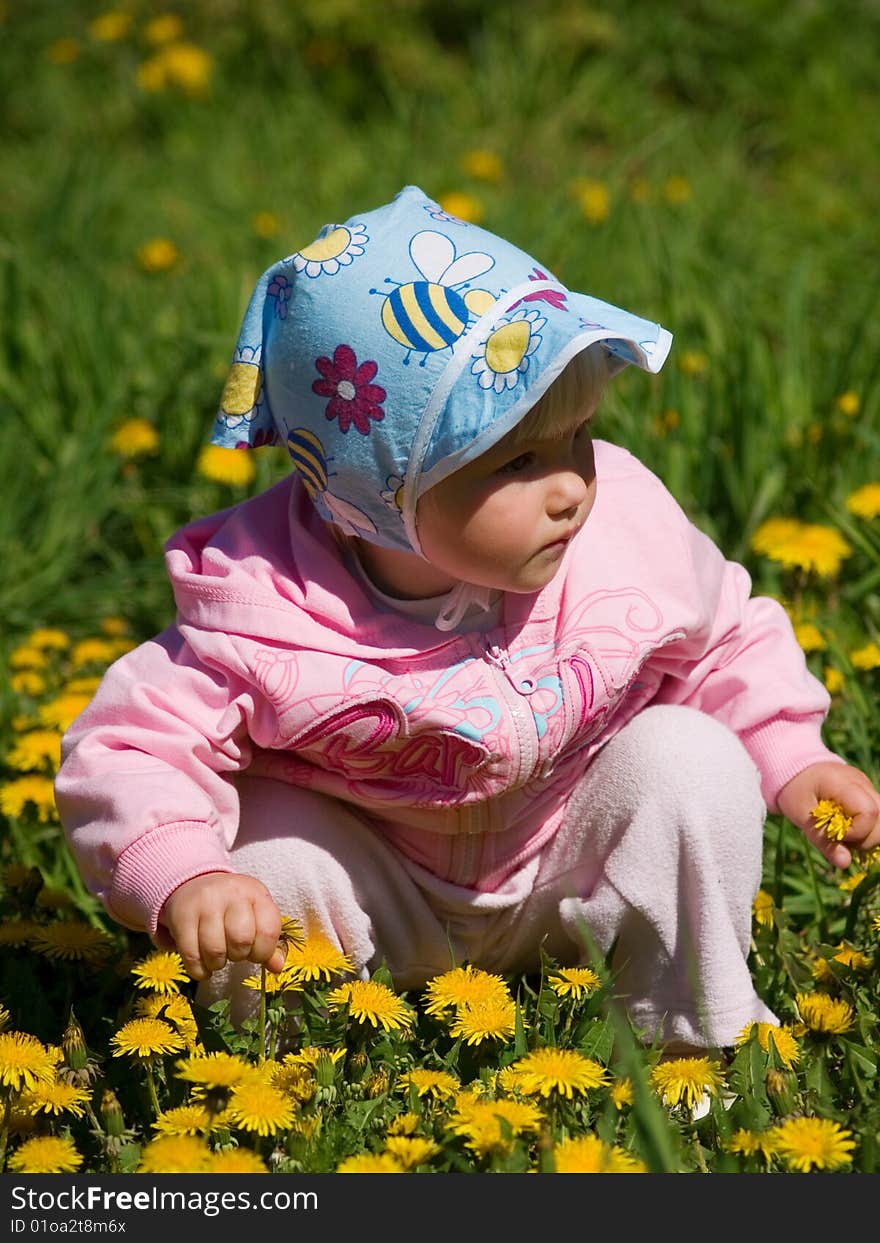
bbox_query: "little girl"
[56,185,880,1048]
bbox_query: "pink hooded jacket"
[55,439,840,936]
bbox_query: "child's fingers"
[197,910,231,975]
[802,821,852,870]
[171,920,211,981]
[223,904,258,964]
[249,895,284,971]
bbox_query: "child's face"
[416,410,597,595]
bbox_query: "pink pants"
[198,705,778,1047]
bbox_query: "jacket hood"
[210,184,672,555]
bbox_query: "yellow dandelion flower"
[269,1061,315,1104]
[144,14,184,45]
[11,672,45,696]
[850,642,880,670]
[89,11,132,42]
[553,1133,647,1173]
[835,391,860,416]
[27,628,70,650]
[0,1032,57,1092]
[611,1078,634,1109]
[839,871,866,892]
[770,1116,855,1173]
[0,921,39,948]
[448,1097,544,1157]
[6,730,62,772]
[846,483,880,520]
[831,943,872,972]
[679,349,708,376]
[750,517,803,558]
[508,1047,609,1098]
[824,666,844,695]
[726,1128,778,1159]
[663,176,692,204]
[153,1104,214,1136]
[752,889,774,928]
[8,1134,82,1173]
[31,922,114,963]
[326,980,414,1032]
[138,1135,213,1173]
[570,176,610,224]
[227,1081,296,1136]
[437,191,483,224]
[461,149,504,183]
[781,523,852,577]
[0,776,57,822]
[397,1068,460,1100]
[174,1051,254,1089]
[547,966,601,1000]
[38,692,92,730]
[793,622,826,652]
[651,1057,725,1111]
[241,967,301,994]
[109,417,160,460]
[423,964,511,1016]
[196,444,256,487]
[155,43,215,96]
[734,1022,800,1069]
[811,799,852,842]
[99,616,129,637]
[207,1148,269,1173]
[137,994,201,1054]
[282,1046,345,1071]
[284,932,354,982]
[131,950,190,995]
[111,1018,185,1060]
[10,646,47,670]
[383,1135,441,1168]
[872,915,880,936]
[795,991,855,1035]
[252,210,281,239]
[387,1111,419,1136]
[448,996,518,1046]
[137,238,180,273]
[21,1080,91,1118]
[47,38,80,64]
[337,1152,405,1173]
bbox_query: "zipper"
[480,638,539,787]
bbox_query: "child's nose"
[548,466,588,516]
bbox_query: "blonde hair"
[511,343,609,445]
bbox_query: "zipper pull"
[484,641,508,670]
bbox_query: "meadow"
[1,0,879,1175]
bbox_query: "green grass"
[1,0,880,1174]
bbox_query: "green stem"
[259,966,267,1064]
[144,1061,161,1119]
[803,838,829,942]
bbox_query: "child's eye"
[499,452,534,474]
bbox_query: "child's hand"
[157,873,286,981]
[776,761,880,868]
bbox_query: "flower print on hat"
[312,345,386,435]
[291,222,369,278]
[209,184,673,556]
[217,346,264,434]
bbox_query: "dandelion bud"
[766,1069,798,1118]
[365,1068,390,1098]
[347,1051,369,1081]
[62,1011,88,1071]
[100,1089,125,1137]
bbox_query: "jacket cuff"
[108,822,234,935]
[740,715,845,812]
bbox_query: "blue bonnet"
[210,184,672,556]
